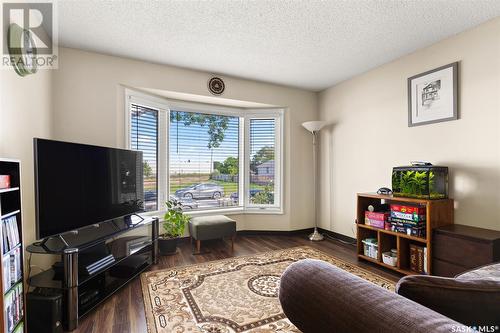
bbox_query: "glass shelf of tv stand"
[27,214,159,289]
[26,215,157,254]
[28,241,153,290]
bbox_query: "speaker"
[27,288,63,333]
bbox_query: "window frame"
[125,89,284,216]
[244,110,284,214]
[129,103,161,211]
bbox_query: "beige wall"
[0,68,53,265]
[5,16,498,250]
[52,47,318,232]
[318,18,500,237]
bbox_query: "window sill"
[243,207,284,215]
[186,207,245,216]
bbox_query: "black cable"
[324,233,356,246]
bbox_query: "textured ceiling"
[58,1,500,91]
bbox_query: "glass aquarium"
[392,165,448,199]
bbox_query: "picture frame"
[408,62,458,127]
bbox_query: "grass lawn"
[145,174,268,198]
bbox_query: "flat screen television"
[34,138,144,239]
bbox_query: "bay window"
[126,91,283,214]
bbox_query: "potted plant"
[158,198,190,255]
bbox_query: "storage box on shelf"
[382,249,398,267]
[0,159,25,333]
[362,238,378,259]
[356,193,453,275]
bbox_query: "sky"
[131,106,276,175]
[169,111,240,174]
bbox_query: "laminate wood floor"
[70,233,401,333]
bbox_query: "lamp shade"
[302,121,327,133]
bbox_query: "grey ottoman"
[188,215,236,253]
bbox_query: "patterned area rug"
[141,246,395,333]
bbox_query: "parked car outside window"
[174,183,224,200]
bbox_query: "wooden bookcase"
[356,193,453,275]
[0,159,25,333]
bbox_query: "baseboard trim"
[236,228,356,245]
[179,228,355,244]
[237,228,314,236]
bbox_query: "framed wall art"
[408,62,458,127]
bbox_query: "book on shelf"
[424,247,428,274]
[1,215,22,293]
[409,244,427,274]
[10,247,22,283]
[2,222,8,253]
[2,246,21,293]
[4,282,23,333]
[417,246,424,273]
[1,215,20,253]
[2,255,10,291]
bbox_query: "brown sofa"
[279,259,500,333]
[396,262,500,326]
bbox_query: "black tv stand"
[34,233,70,249]
[27,215,159,331]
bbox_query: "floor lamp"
[302,121,327,241]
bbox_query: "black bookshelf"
[27,216,159,331]
[0,159,25,333]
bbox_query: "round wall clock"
[7,23,38,77]
[208,77,225,95]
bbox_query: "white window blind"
[249,118,276,206]
[130,104,158,211]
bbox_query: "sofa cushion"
[396,271,500,326]
[456,262,500,281]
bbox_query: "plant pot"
[158,237,179,255]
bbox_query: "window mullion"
[239,117,246,208]
[158,109,168,210]
[243,116,250,209]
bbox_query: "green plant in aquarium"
[429,171,435,192]
[394,170,429,198]
[400,170,414,194]
[428,171,444,199]
[392,171,400,193]
[412,171,428,195]
[392,165,447,199]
